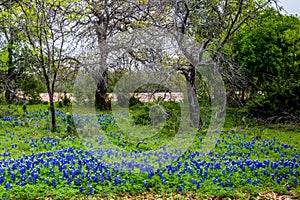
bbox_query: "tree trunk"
[5,79,13,104]
[44,71,56,132]
[241,89,245,106]
[184,65,203,128]
[95,78,109,110]
[48,92,56,132]
[95,70,109,111]
[5,38,14,104]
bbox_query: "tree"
[76,0,276,127]
[232,8,300,120]
[151,0,277,127]
[73,0,169,110]
[16,0,77,131]
[0,1,28,103]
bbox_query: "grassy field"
[0,103,299,199]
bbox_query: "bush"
[130,101,181,132]
[130,103,150,125]
[129,96,142,107]
[62,92,71,106]
[0,93,6,104]
[58,101,64,108]
[28,98,42,105]
[0,104,19,116]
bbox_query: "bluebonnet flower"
[100,173,104,183]
[114,175,120,185]
[227,181,231,187]
[80,185,83,193]
[93,175,98,182]
[89,186,93,195]
[4,182,12,189]
[52,178,56,188]
[67,178,71,186]
[50,168,54,176]
[246,178,251,184]
[162,178,165,185]
[213,178,218,184]
[76,176,81,185]
[196,182,200,189]
[277,177,281,184]
[179,186,183,194]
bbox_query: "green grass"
[0,103,299,199]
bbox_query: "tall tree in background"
[74,0,169,110]
[77,0,277,125]
[161,0,278,127]
[0,1,27,103]
[232,8,300,120]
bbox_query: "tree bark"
[5,38,15,104]
[183,64,203,128]
[95,73,109,111]
[49,92,56,132]
[5,78,13,104]
[43,68,56,132]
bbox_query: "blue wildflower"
[4,182,12,190]
[226,181,230,187]
[76,176,81,185]
[277,177,281,184]
[179,186,183,194]
[52,178,56,188]
[89,186,93,195]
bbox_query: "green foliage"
[17,73,45,105]
[232,8,300,119]
[129,96,142,107]
[130,103,151,125]
[0,104,19,116]
[116,94,142,108]
[58,92,71,108]
[22,104,27,112]
[0,50,9,71]
[64,113,77,137]
[0,93,6,104]
[0,103,299,199]
[0,105,299,199]
[130,101,181,132]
